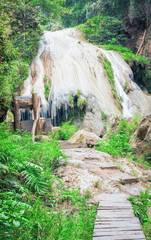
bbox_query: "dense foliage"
[63,0,151,29]
[77,16,127,45]
[0,0,66,122]
[0,122,96,239]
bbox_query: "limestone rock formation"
[130,113,151,155]
[22,28,151,135]
[68,130,101,146]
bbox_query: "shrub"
[128,189,151,240]
[96,117,141,158]
[52,121,77,140]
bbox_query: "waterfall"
[21,28,151,131]
[101,50,133,118]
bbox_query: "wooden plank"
[95,221,140,227]
[94,226,142,230]
[93,236,145,240]
[94,228,142,233]
[98,205,132,208]
[97,213,134,217]
[93,231,145,236]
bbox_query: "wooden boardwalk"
[93,194,146,240]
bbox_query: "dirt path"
[57,146,151,203]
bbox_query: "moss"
[101,44,148,65]
[124,80,131,94]
[44,75,51,100]
[44,84,50,99]
[101,110,108,121]
[99,54,122,110]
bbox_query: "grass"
[0,122,96,239]
[128,189,151,240]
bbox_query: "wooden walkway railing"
[93,194,146,240]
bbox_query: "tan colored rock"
[41,135,50,141]
[130,113,151,155]
[52,127,60,134]
[36,135,51,142]
[68,130,101,146]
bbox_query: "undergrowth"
[96,116,140,158]
[52,121,78,140]
[0,122,96,239]
[128,189,151,240]
[96,115,151,169]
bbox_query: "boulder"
[68,130,101,146]
[52,127,60,134]
[36,135,51,142]
[130,113,151,155]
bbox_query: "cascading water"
[22,28,151,134]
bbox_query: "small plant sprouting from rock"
[94,180,100,188]
[44,84,50,99]
[101,110,108,121]
[77,89,81,97]
[124,80,131,94]
[84,188,91,199]
[77,98,87,110]
[68,90,87,120]
[69,94,74,108]
[44,75,51,100]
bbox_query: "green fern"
[21,162,48,194]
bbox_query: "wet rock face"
[130,113,151,155]
[23,28,151,134]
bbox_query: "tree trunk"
[32,93,40,142]
[136,29,147,55]
[13,93,20,131]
